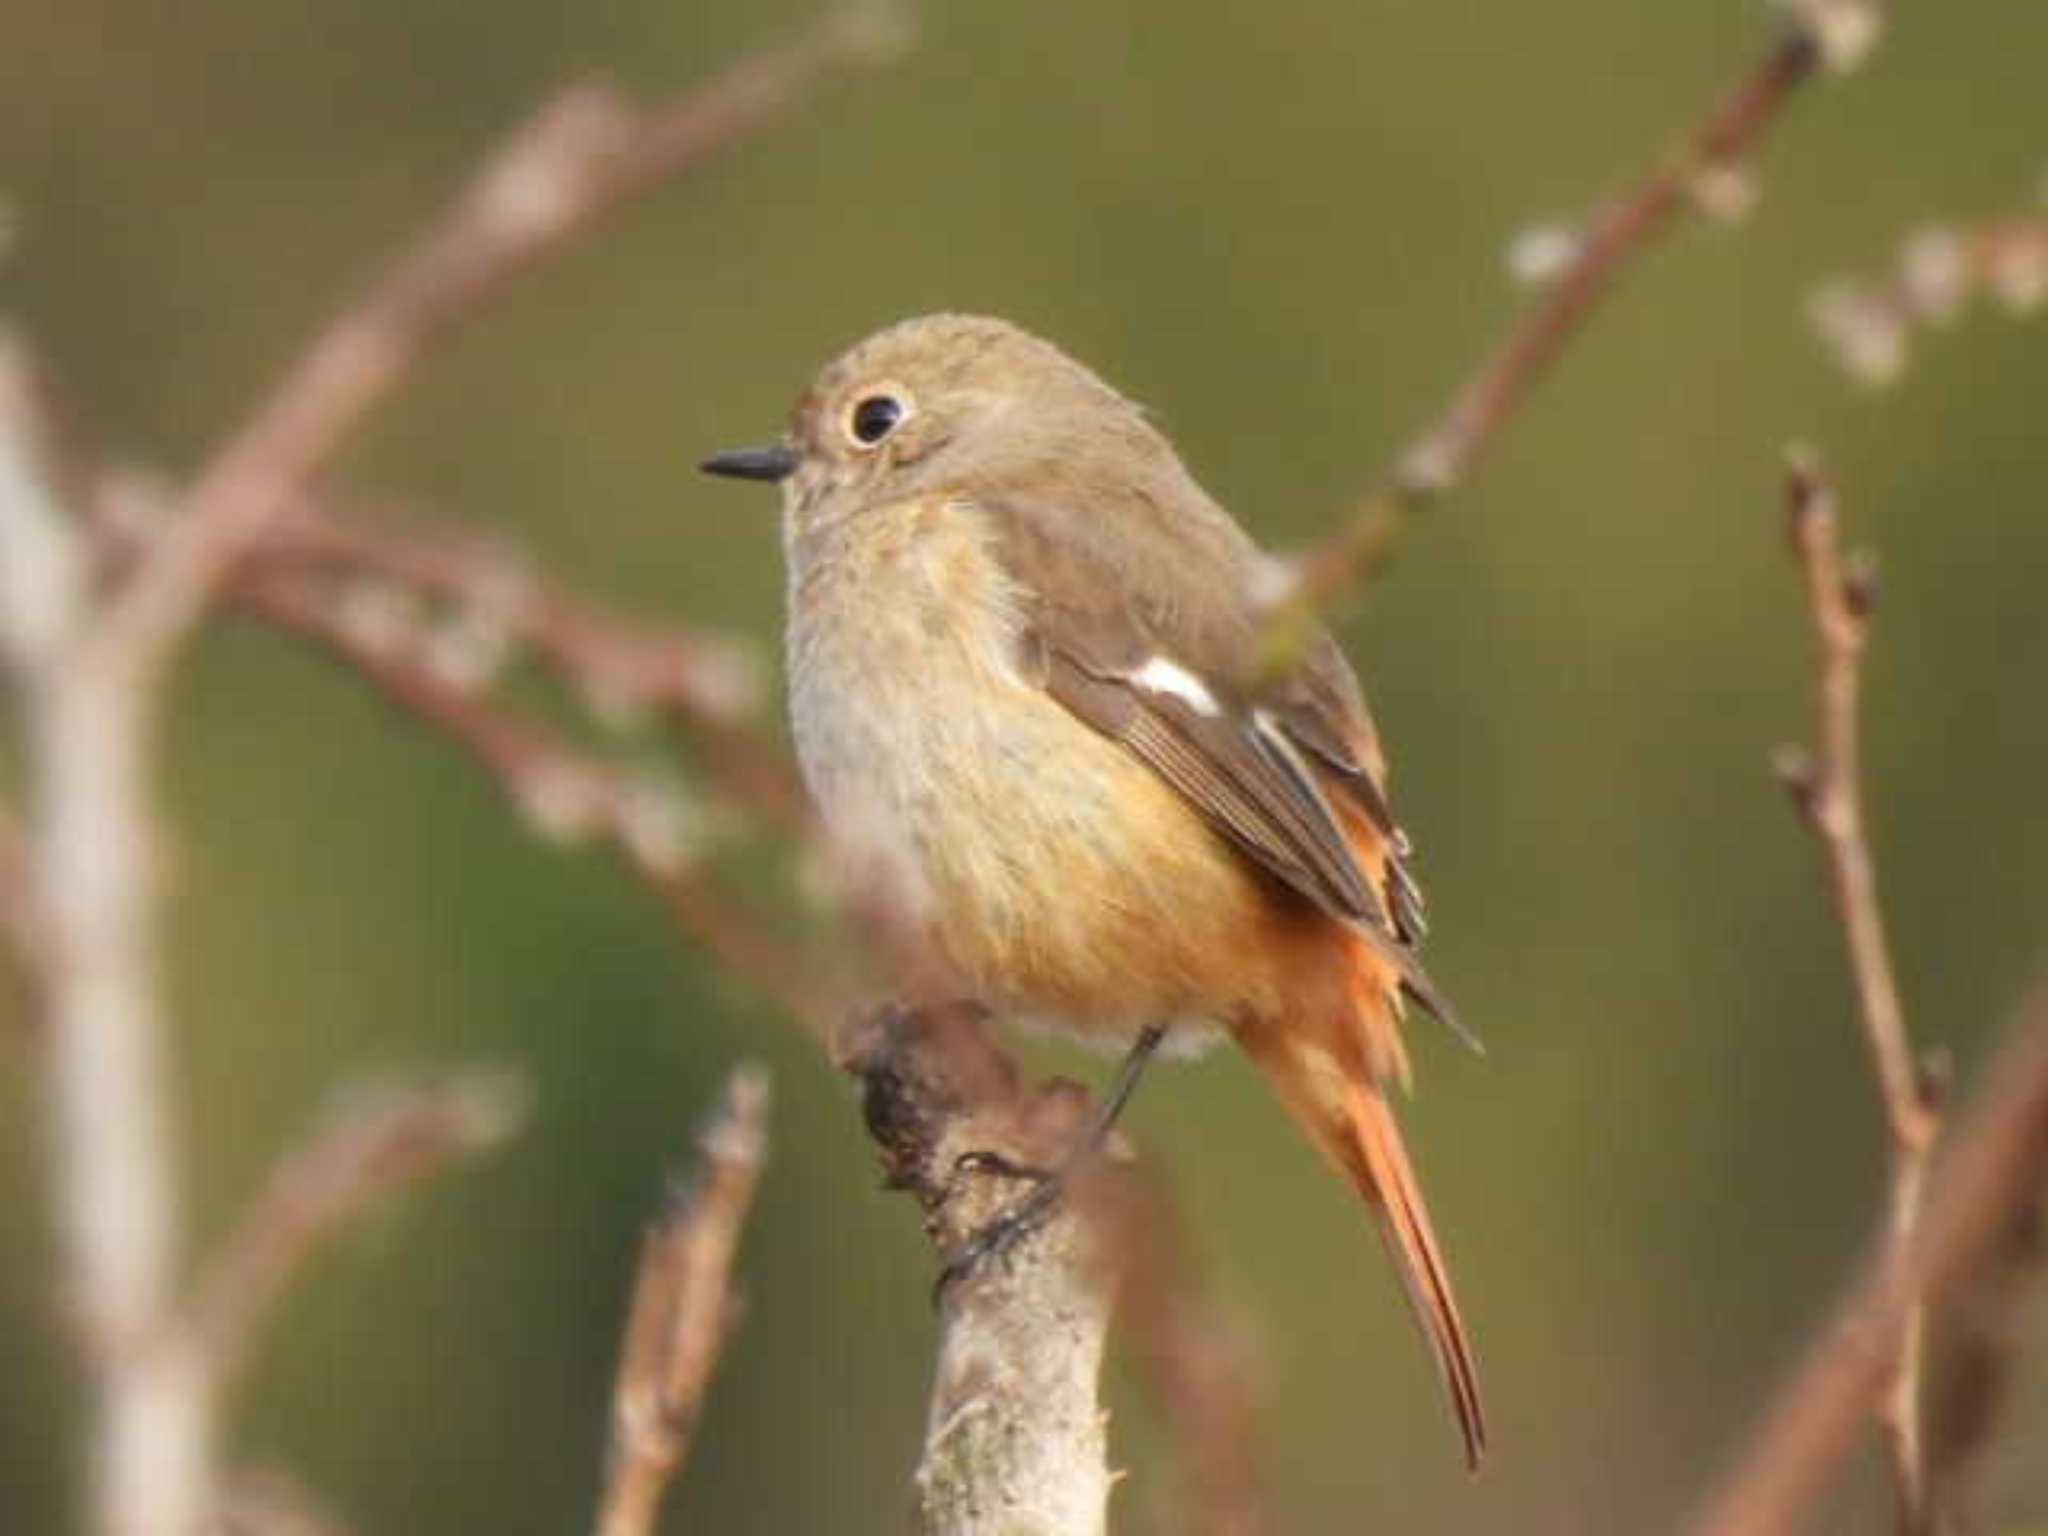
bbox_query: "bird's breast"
[784,497,1294,1031]
[785,497,1034,917]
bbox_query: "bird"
[701,313,1485,1467]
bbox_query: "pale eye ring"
[845,388,911,448]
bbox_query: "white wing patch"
[1131,655,1221,717]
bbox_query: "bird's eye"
[849,393,906,446]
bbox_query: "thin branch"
[231,571,838,1034]
[1811,215,2048,386]
[1772,450,1941,1533]
[1687,982,2048,1536]
[1088,1167,1272,1536]
[258,516,766,727]
[844,1004,1117,1536]
[1774,455,1926,1147]
[185,1074,527,1388]
[91,0,916,691]
[1260,19,1846,667]
[250,512,813,835]
[593,1067,771,1536]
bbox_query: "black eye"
[850,394,905,445]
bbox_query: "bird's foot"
[933,1152,1063,1300]
[953,1149,1055,1185]
[932,1025,1167,1302]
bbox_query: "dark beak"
[699,442,799,483]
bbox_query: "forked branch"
[92,0,915,692]
[594,1067,771,1536]
[1772,451,1941,1532]
[1689,985,2048,1536]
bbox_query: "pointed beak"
[699,442,799,483]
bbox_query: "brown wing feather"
[983,487,1467,1040]
[1041,650,1378,921]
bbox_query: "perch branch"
[186,1074,526,1389]
[1688,982,2048,1536]
[92,0,915,691]
[1772,451,1940,1532]
[1260,19,1845,666]
[594,1067,770,1536]
[844,1004,1118,1536]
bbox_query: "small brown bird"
[703,314,1485,1466]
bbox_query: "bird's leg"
[939,1022,1167,1293]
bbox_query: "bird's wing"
[974,484,1457,1028]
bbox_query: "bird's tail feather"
[1237,1015,1487,1469]
[1341,1072,1487,1469]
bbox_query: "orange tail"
[1343,1075,1487,1468]
[1239,1024,1488,1468]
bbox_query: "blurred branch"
[227,568,839,1034]
[594,1067,770,1536]
[1925,1191,2043,1532]
[1092,1167,1272,1536]
[1260,13,1865,666]
[1688,981,2048,1536]
[186,1075,527,1389]
[1,330,214,1536]
[1810,214,2048,385]
[844,1004,1116,1536]
[0,807,42,990]
[215,1467,354,1536]
[4,12,913,1534]
[1772,450,1942,1533]
[91,0,916,693]
[252,511,812,835]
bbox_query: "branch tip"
[594,1067,770,1536]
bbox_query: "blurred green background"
[4,2,2046,1531]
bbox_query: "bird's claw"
[932,1175,1063,1303]
[951,1148,1054,1184]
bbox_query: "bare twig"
[1772,450,1941,1533]
[257,516,766,727]
[844,1004,1117,1536]
[1811,216,2048,386]
[1688,983,2048,1536]
[1090,1167,1272,1536]
[186,1075,526,1387]
[1259,20,1843,666]
[593,1067,771,1536]
[1,330,213,1536]
[231,571,838,1033]
[250,512,812,835]
[91,0,915,692]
